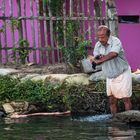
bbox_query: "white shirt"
[93,35,129,78]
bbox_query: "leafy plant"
[59,20,91,66]
[0,75,87,112]
[0,75,19,102]
[11,39,30,64]
[94,80,106,92]
[62,84,85,109]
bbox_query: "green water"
[0,115,140,140]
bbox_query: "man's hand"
[93,54,104,65]
[94,59,103,65]
[94,52,118,65]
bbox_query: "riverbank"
[0,63,140,122]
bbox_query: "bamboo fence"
[0,0,116,65]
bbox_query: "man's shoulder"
[111,36,121,43]
[95,41,101,47]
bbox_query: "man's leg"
[109,95,118,116]
[123,97,132,111]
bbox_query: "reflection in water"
[4,117,29,124]
[0,115,139,140]
[108,127,136,140]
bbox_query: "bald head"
[97,25,110,46]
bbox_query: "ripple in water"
[72,114,113,122]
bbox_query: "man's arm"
[94,52,118,65]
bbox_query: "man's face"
[97,31,109,46]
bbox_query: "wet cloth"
[106,67,132,99]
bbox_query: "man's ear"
[106,28,111,37]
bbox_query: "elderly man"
[92,25,132,116]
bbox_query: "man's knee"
[123,97,131,103]
[109,96,117,105]
[123,97,132,110]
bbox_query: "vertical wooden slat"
[77,0,80,36]
[93,0,102,41]
[0,33,1,63]
[70,0,73,17]
[55,18,60,62]
[63,1,66,48]
[36,0,43,64]
[17,0,23,39]
[105,0,118,36]
[30,0,37,63]
[0,0,4,63]
[48,0,55,64]
[56,26,60,63]
[17,0,24,63]
[2,0,8,63]
[24,0,29,62]
[81,0,86,37]
[87,0,91,40]
[23,0,27,40]
[9,0,16,62]
[42,0,49,64]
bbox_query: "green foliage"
[11,38,30,64]
[49,0,64,16]
[0,75,88,111]
[94,80,106,92]
[59,21,91,66]
[42,1,91,66]
[62,84,85,109]
[0,76,65,111]
[0,75,19,101]
[10,19,19,30]
[14,80,47,101]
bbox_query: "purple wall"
[116,0,140,71]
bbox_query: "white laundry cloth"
[106,67,132,99]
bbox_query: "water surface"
[0,114,139,140]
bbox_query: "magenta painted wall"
[116,0,140,71]
[116,0,140,15]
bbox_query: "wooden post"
[9,0,16,63]
[93,0,103,41]
[2,0,8,63]
[30,0,37,63]
[23,0,29,62]
[36,0,43,64]
[48,0,55,64]
[70,0,73,17]
[17,0,23,41]
[17,0,24,63]
[0,32,1,63]
[63,1,66,48]
[42,0,49,64]
[105,0,118,36]
[81,0,86,37]
[87,0,91,41]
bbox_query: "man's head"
[97,25,110,46]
